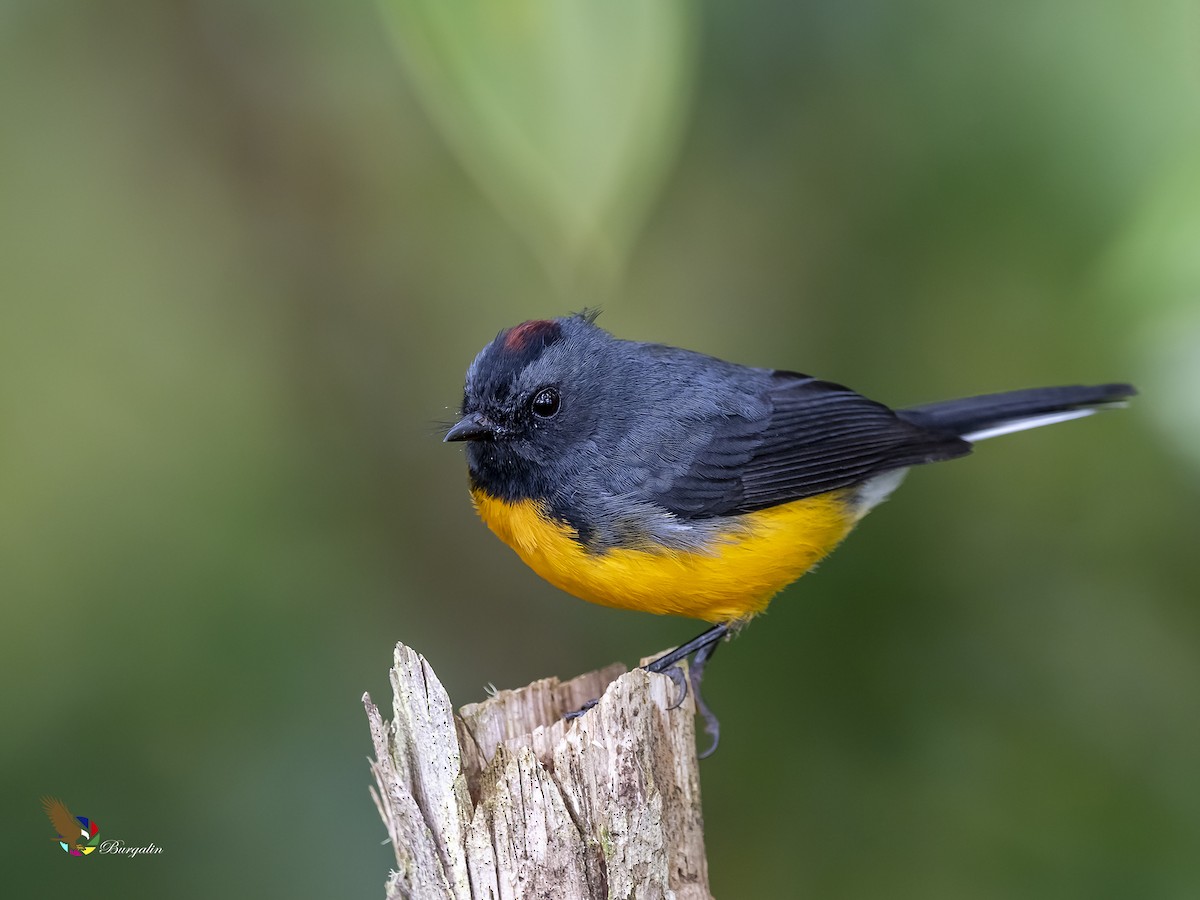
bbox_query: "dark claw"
[696,704,721,759]
[690,639,721,758]
[642,622,730,758]
[566,623,731,756]
[564,698,598,721]
[660,664,689,710]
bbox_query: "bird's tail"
[897,383,1136,442]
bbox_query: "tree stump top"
[365,643,713,900]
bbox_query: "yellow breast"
[470,488,857,623]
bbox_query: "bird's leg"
[564,622,730,757]
[562,660,688,722]
[642,623,729,758]
[688,637,723,759]
[643,622,729,707]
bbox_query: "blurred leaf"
[1136,310,1200,473]
[1105,154,1200,311]
[1103,153,1200,472]
[378,0,695,291]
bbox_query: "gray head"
[444,312,618,501]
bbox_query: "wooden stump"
[364,643,713,900]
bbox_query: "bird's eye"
[531,387,560,419]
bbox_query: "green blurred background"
[5,1,1199,897]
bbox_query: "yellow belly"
[470,488,857,623]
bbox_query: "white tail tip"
[961,408,1101,442]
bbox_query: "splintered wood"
[364,643,713,900]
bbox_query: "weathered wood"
[364,643,713,900]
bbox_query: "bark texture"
[364,643,712,900]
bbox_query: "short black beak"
[443,411,498,442]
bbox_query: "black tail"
[898,383,1136,441]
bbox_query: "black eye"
[531,387,560,419]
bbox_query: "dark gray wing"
[649,371,970,518]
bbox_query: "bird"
[444,311,1134,755]
[42,796,89,853]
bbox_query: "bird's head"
[444,313,612,500]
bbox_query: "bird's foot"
[563,623,730,758]
[644,622,729,758]
[563,698,597,721]
[687,638,722,759]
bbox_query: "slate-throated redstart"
[445,312,1134,755]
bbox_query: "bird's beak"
[443,411,498,442]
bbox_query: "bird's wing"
[42,796,81,839]
[649,371,970,517]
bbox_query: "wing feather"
[42,796,81,839]
[646,372,969,518]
